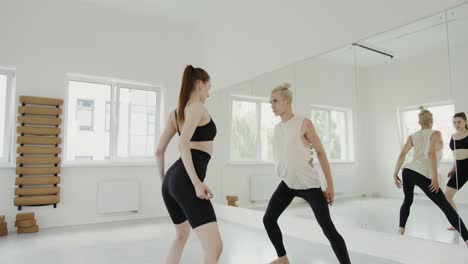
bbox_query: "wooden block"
[17,225,39,234]
[0,215,4,222]
[17,136,61,145]
[226,195,238,202]
[15,220,36,228]
[17,146,61,155]
[20,96,63,106]
[16,167,60,176]
[16,212,35,221]
[14,195,60,206]
[18,116,62,126]
[0,229,7,236]
[15,186,60,196]
[15,176,61,186]
[18,106,62,116]
[17,126,61,136]
[17,156,61,165]
[0,222,6,229]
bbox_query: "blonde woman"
[393,107,468,244]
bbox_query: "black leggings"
[447,158,468,190]
[162,149,217,229]
[400,168,468,241]
[263,181,351,264]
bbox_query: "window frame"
[63,74,163,166]
[309,104,355,163]
[0,68,16,166]
[229,95,278,163]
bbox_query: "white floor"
[252,196,468,244]
[0,218,401,264]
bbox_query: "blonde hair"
[271,83,293,101]
[418,106,433,126]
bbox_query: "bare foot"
[268,256,290,264]
[398,227,405,235]
[447,226,456,231]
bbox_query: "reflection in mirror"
[354,10,467,244]
[447,2,468,246]
[205,2,468,250]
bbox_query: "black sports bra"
[175,110,217,142]
[450,135,468,150]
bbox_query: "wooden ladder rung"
[15,186,60,196]
[18,116,62,126]
[17,146,61,155]
[17,136,61,145]
[17,126,61,136]
[14,195,60,206]
[18,106,62,116]
[19,96,63,106]
[17,156,61,165]
[16,167,61,176]
[15,176,61,185]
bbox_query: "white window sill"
[62,161,156,168]
[227,161,275,166]
[227,160,356,166]
[319,160,356,164]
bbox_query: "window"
[0,69,14,164]
[76,99,94,131]
[310,106,354,162]
[399,103,454,162]
[118,88,158,158]
[230,96,279,162]
[65,76,161,163]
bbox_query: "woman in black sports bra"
[156,65,222,264]
[445,112,468,231]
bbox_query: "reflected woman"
[393,107,468,245]
[445,112,468,231]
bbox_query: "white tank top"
[403,129,443,179]
[273,115,321,189]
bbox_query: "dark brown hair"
[177,65,210,124]
[453,112,468,130]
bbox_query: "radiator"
[97,180,140,214]
[250,174,280,202]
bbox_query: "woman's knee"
[445,188,457,200]
[175,225,190,242]
[215,239,223,258]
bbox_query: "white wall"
[0,0,204,229]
